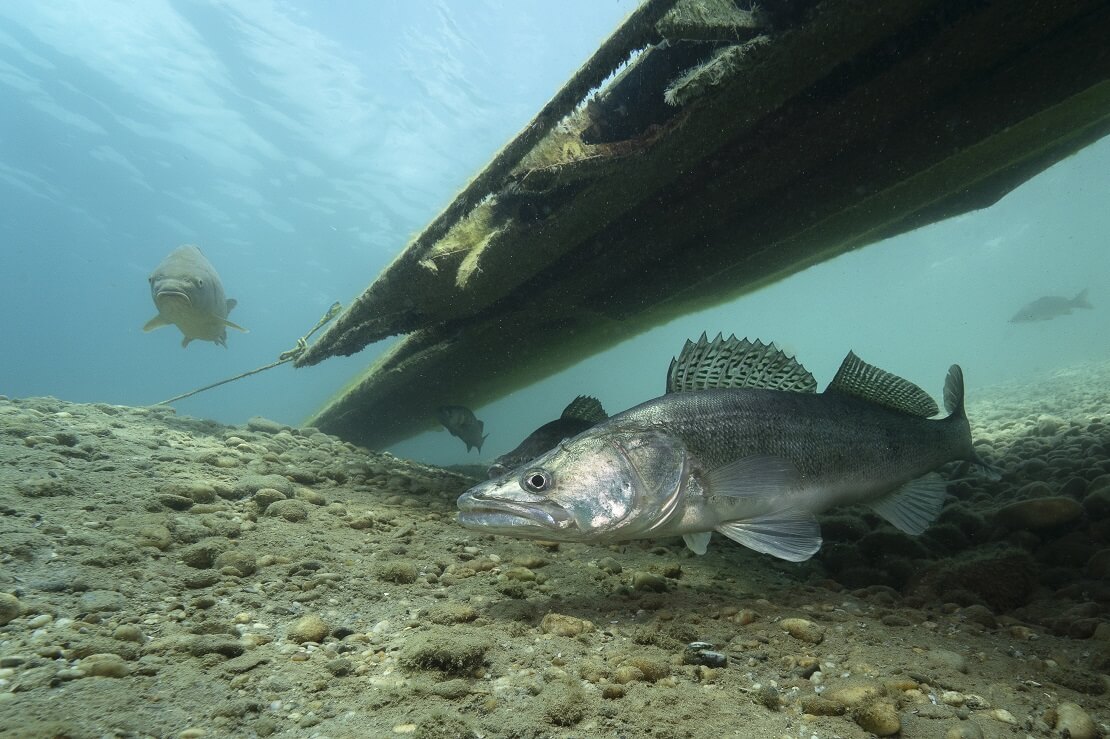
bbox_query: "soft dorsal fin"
[560,395,607,423]
[826,351,938,417]
[667,334,816,393]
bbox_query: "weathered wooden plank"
[303,0,1110,448]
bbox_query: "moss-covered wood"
[300,0,1110,449]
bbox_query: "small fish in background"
[437,405,488,453]
[143,244,247,348]
[459,334,996,560]
[1009,289,1092,323]
[487,395,607,478]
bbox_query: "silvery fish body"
[143,244,247,348]
[458,335,994,561]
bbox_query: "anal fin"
[869,473,947,535]
[716,509,821,562]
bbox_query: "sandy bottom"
[0,362,1108,739]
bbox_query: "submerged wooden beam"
[301,0,1110,449]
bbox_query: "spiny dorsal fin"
[667,334,816,393]
[560,395,607,423]
[826,351,938,417]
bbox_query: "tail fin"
[944,364,1001,480]
[1073,288,1092,310]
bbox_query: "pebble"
[853,700,900,736]
[267,499,310,522]
[80,653,130,678]
[253,488,286,511]
[596,557,622,575]
[1052,701,1096,739]
[0,593,22,626]
[540,613,594,637]
[112,625,144,643]
[779,617,824,644]
[683,642,727,668]
[288,615,329,644]
[987,708,1016,724]
[631,572,668,592]
[925,649,968,674]
[995,496,1084,530]
[944,722,983,739]
[78,590,125,613]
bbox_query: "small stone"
[289,615,329,644]
[988,708,1016,724]
[824,680,885,709]
[80,653,130,678]
[596,557,622,575]
[613,665,645,684]
[253,488,286,511]
[944,722,983,739]
[376,561,418,584]
[0,593,22,626]
[112,625,144,643]
[801,696,847,716]
[325,658,353,677]
[853,700,900,736]
[683,642,727,668]
[925,649,968,674]
[78,590,125,613]
[940,690,966,706]
[631,572,668,592]
[1083,478,1110,518]
[214,550,258,577]
[267,499,309,522]
[540,613,594,637]
[995,497,1083,530]
[780,617,824,644]
[1052,701,1097,739]
[296,488,327,506]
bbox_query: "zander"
[457,334,995,561]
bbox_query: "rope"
[154,302,342,406]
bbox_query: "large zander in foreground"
[457,335,994,561]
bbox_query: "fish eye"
[521,469,551,493]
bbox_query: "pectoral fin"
[716,509,822,561]
[705,455,800,499]
[868,472,947,535]
[143,315,170,332]
[683,532,712,555]
[222,318,248,333]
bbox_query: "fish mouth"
[154,289,192,307]
[456,492,573,533]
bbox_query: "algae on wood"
[300,0,1110,449]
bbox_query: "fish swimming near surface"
[458,334,996,561]
[1009,289,1092,323]
[487,395,607,478]
[143,245,247,348]
[437,405,488,453]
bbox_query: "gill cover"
[552,426,688,539]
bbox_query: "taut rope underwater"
[154,302,342,406]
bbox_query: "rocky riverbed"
[0,362,1108,738]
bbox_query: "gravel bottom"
[0,361,1107,739]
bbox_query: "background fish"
[436,405,488,453]
[143,245,247,348]
[487,395,607,477]
[458,335,994,561]
[1009,289,1091,322]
